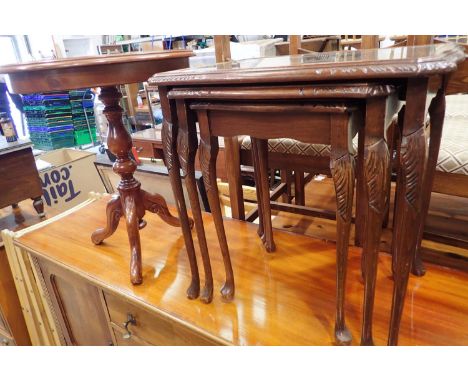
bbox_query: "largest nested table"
[0,50,197,287]
[148,43,464,345]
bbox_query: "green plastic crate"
[74,128,97,145]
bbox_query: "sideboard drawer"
[104,292,218,346]
[133,140,154,159]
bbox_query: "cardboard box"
[36,149,106,213]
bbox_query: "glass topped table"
[149,43,465,346]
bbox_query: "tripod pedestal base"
[91,188,189,285]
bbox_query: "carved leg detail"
[199,129,235,301]
[331,153,354,345]
[176,107,214,304]
[389,79,429,345]
[361,138,389,346]
[32,197,46,218]
[91,194,122,244]
[122,194,143,285]
[141,190,183,227]
[252,138,276,252]
[162,120,200,300]
[413,88,446,277]
[389,126,426,345]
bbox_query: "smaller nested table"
[0,50,197,289]
[0,138,44,216]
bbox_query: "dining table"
[148,42,465,345]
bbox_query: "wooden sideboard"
[7,195,468,346]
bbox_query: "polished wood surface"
[14,197,468,345]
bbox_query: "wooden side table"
[0,51,200,291]
[149,43,464,345]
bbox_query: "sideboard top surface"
[149,43,464,86]
[14,197,468,345]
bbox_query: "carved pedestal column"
[91,86,181,285]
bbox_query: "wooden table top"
[14,197,468,345]
[0,50,194,94]
[149,43,464,86]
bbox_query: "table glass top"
[149,43,464,85]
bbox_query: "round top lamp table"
[0,50,197,289]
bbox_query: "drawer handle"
[122,313,137,339]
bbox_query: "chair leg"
[251,138,264,240]
[280,170,289,203]
[294,171,306,206]
[252,137,276,253]
[224,137,245,220]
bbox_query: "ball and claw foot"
[220,281,235,301]
[335,326,352,346]
[200,284,214,304]
[186,279,200,300]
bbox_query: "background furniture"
[0,139,44,217]
[131,126,228,180]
